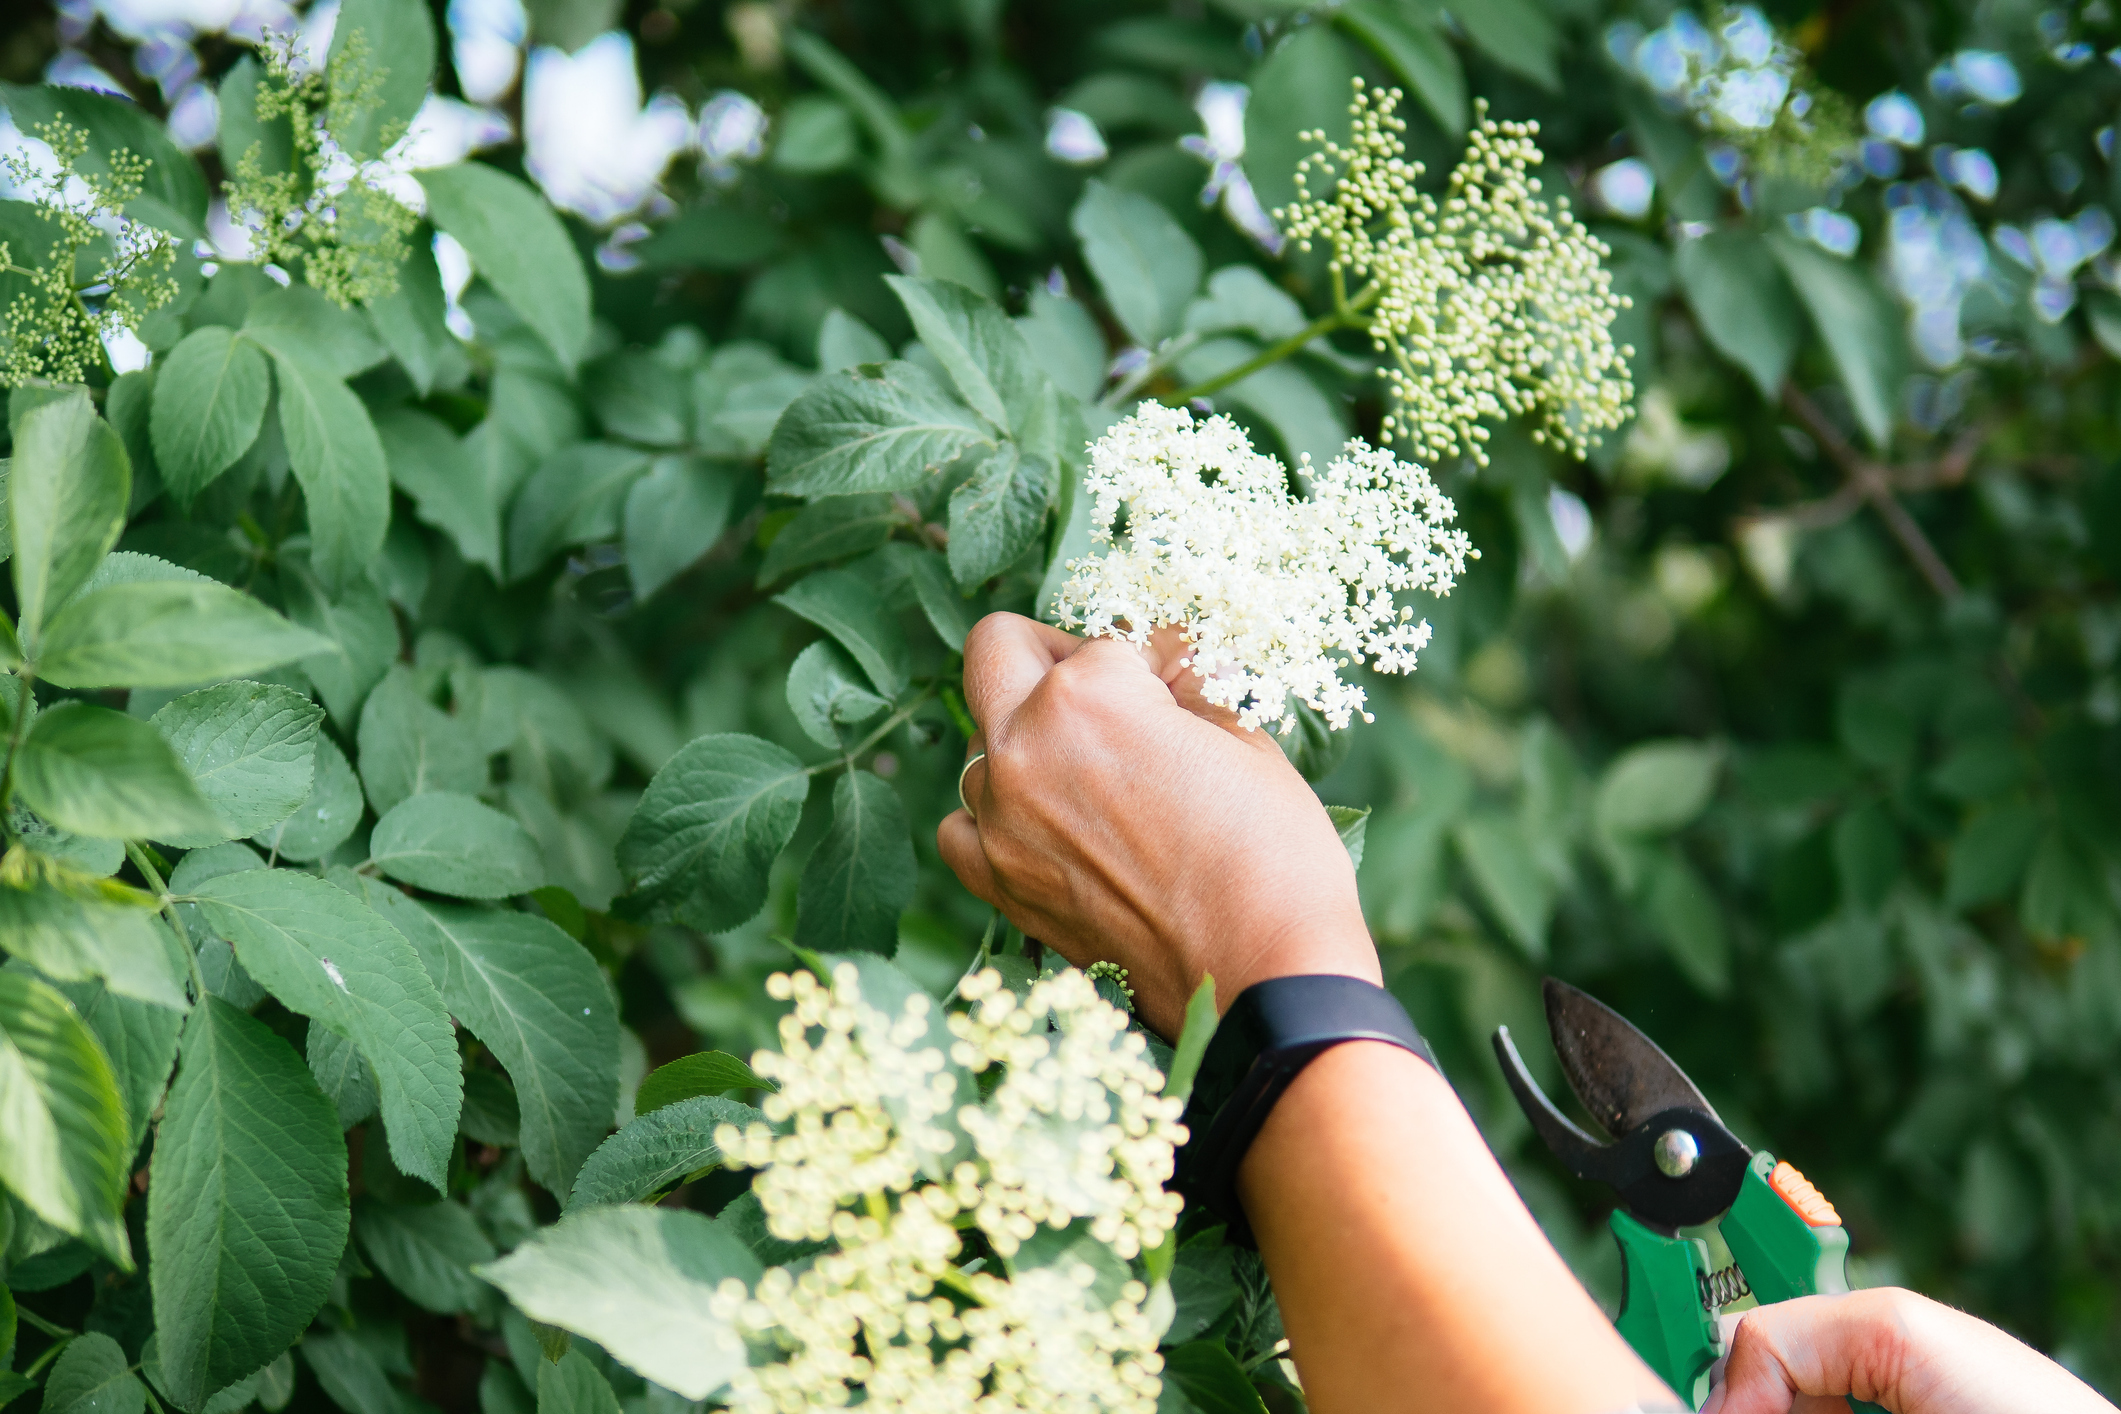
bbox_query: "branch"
[1775,385,1964,600]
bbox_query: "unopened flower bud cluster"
[1278,82,1635,465]
[710,964,1183,1414]
[1052,404,1473,734]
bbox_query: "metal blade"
[1543,978,1719,1140]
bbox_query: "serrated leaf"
[150,683,324,848]
[568,1094,762,1208]
[0,851,185,1011]
[297,1332,395,1414]
[356,1197,496,1314]
[1070,181,1201,347]
[616,734,811,930]
[1162,1342,1269,1414]
[0,84,206,236]
[506,442,653,580]
[149,327,271,506]
[886,275,1045,432]
[1945,801,2044,910]
[1326,804,1370,869]
[764,361,994,497]
[946,442,1054,589]
[474,1207,759,1401]
[1333,0,1465,135]
[633,1052,769,1115]
[11,389,128,645]
[309,1024,377,1128]
[46,976,182,1153]
[356,667,487,816]
[36,580,332,690]
[1594,740,1722,838]
[15,702,223,841]
[586,350,690,448]
[795,771,915,955]
[366,236,456,397]
[328,0,436,159]
[1454,813,1553,960]
[421,164,591,374]
[623,455,739,600]
[1769,233,1906,450]
[785,639,889,749]
[347,877,618,1198]
[192,869,462,1188]
[371,792,547,899]
[43,1331,145,1414]
[242,286,388,381]
[254,735,363,864]
[0,970,131,1267]
[757,494,898,587]
[377,408,501,576]
[774,569,910,698]
[1673,229,1804,401]
[536,1352,619,1414]
[254,344,391,596]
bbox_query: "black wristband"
[1172,974,1438,1248]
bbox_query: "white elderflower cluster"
[1052,404,1473,734]
[1279,82,1635,465]
[710,964,1182,1414]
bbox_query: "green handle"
[1609,1209,1722,1409]
[1718,1153,1887,1414]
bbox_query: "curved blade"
[1544,978,1719,1140]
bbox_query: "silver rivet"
[1654,1128,1700,1178]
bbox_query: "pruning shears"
[1493,980,1887,1414]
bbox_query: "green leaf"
[536,1352,619,1414]
[795,771,915,955]
[1945,801,2044,910]
[774,569,910,697]
[568,1094,761,1208]
[633,1052,769,1115]
[254,734,363,864]
[1594,740,1722,837]
[907,548,974,653]
[355,667,487,816]
[617,734,811,930]
[37,579,333,691]
[1163,975,1218,1103]
[1454,814,1554,960]
[366,237,457,397]
[1165,1237,1237,1345]
[756,494,898,587]
[1642,850,1730,996]
[886,275,1046,432]
[216,56,293,182]
[326,0,437,159]
[785,639,889,750]
[0,971,131,1267]
[506,443,653,580]
[816,307,891,369]
[0,855,185,1011]
[309,1025,377,1129]
[1450,0,1559,88]
[298,1333,396,1414]
[1243,24,1361,217]
[43,1331,146,1414]
[1326,804,1370,869]
[1768,233,1906,450]
[46,976,182,1153]
[347,878,618,1198]
[474,1207,759,1401]
[947,442,1055,589]
[1161,1342,1269,1414]
[1176,336,1348,471]
[772,94,859,174]
[2020,829,2111,940]
[586,349,691,448]
[375,408,501,577]
[192,869,463,1189]
[421,164,592,374]
[280,561,398,727]
[764,362,994,497]
[11,389,128,646]
[0,84,207,236]
[149,327,271,506]
[355,1197,497,1314]
[150,683,324,848]
[0,1373,30,1412]
[1333,0,1465,136]
[14,702,224,841]
[622,455,739,600]
[1070,181,1202,347]
[370,792,547,899]
[243,287,388,382]
[255,344,391,596]
[1672,229,1804,401]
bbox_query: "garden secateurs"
[1492,979,1887,1414]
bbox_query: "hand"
[935,612,1378,1038]
[1702,1289,2115,1414]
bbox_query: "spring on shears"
[1698,1264,1751,1310]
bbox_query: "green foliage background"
[1,0,2119,1408]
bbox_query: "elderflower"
[1278,82,1634,464]
[0,120,177,386]
[1053,403,1472,734]
[711,964,1184,1414]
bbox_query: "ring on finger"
[957,752,988,822]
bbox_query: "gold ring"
[958,752,987,821]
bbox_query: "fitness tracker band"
[1172,973,1439,1247]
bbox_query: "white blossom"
[1052,403,1472,734]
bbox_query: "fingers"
[961,613,1082,737]
[936,809,998,905]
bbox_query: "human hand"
[935,612,1378,1038]
[1701,1288,2115,1414]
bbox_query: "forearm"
[1238,1042,1676,1414]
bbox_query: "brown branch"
[1774,385,1964,599]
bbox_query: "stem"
[0,665,37,831]
[1779,385,1962,599]
[128,841,207,1002]
[934,1265,985,1303]
[16,1308,73,1339]
[1163,287,1378,406]
[816,688,937,775]
[23,1335,73,1378]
